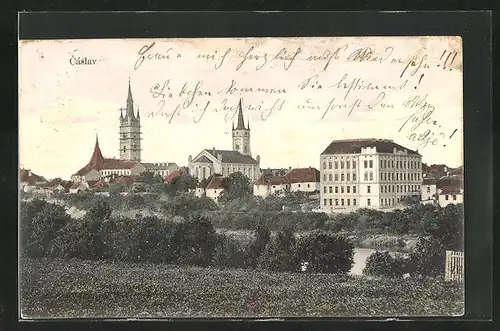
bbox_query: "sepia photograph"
[18,36,464,318]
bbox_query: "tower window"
[123,146,126,153]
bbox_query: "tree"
[166,173,198,195]
[409,237,446,277]
[245,223,271,268]
[296,230,354,274]
[212,233,247,269]
[86,197,112,221]
[219,172,251,202]
[24,202,71,257]
[425,204,463,251]
[258,226,300,272]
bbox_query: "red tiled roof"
[321,138,419,155]
[74,136,139,176]
[164,169,184,184]
[285,167,320,183]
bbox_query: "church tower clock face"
[235,144,240,150]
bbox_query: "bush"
[107,215,180,263]
[257,226,300,272]
[244,223,271,268]
[296,230,354,274]
[176,215,218,267]
[363,251,407,278]
[23,202,71,258]
[409,237,446,277]
[86,197,112,221]
[212,233,248,269]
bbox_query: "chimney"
[28,170,32,177]
[256,155,260,163]
[289,166,292,171]
[213,147,216,154]
[188,155,192,162]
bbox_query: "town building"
[205,175,228,202]
[319,138,423,213]
[436,175,463,207]
[253,167,320,198]
[71,135,146,183]
[421,177,438,202]
[20,168,47,193]
[142,162,180,177]
[188,99,260,181]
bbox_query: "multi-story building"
[319,138,422,213]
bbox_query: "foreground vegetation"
[20,257,464,318]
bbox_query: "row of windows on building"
[379,172,421,182]
[323,183,420,195]
[322,171,421,182]
[322,158,421,171]
[196,166,256,179]
[379,159,420,170]
[444,194,458,201]
[101,170,131,176]
[323,197,404,207]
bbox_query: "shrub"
[257,226,300,272]
[176,215,218,267]
[363,251,407,278]
[409,237,446,277]
[296,230,354,274]
[85,197,112,221]
[23,202,71,258]
[212,233,248,269]
[107,215,180,263]
[244,223,271,268]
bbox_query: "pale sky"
[19,37,463,180]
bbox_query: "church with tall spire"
[119,78,142,161]
[188,98,261,182]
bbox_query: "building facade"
[142,162,180,177]
[188,99,260,181]
[119,80,142,161]
[421,177,438,202]
[253,167,320,198]
[319,139,422,213]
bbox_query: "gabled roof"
[254,173,290,186]
[206,175,228,190]
[192,155,213,164]
[439,186,462,195]
[204,149,259,164]
[321,138,420,155]
[20,169,47,185]
[285,167,320,183]
[164,169,184,184]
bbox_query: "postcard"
[18,36,464,318]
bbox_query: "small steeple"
[247,119,250,130]
[136,106,140,119]
[126,77,135,119]
[235,98,246,130]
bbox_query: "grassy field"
[20,258,463,318]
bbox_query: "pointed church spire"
[235,98,246,130]
[126,77,135,119]
[87,133,105,170]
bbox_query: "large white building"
[188,99,260,181]
[319,138,422,213]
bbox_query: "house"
[20,168,48,193]
[261,168,290,177]
[436,175,463,207]
[205,175,228,202]
[69,182,90,194]
[421,177,438,203]
[423,164,450,179]
[319,138,422,213]
[253,173,291,198]
[285,167,320,193]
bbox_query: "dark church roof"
[321,139,420,156]
[204,149,259,165]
